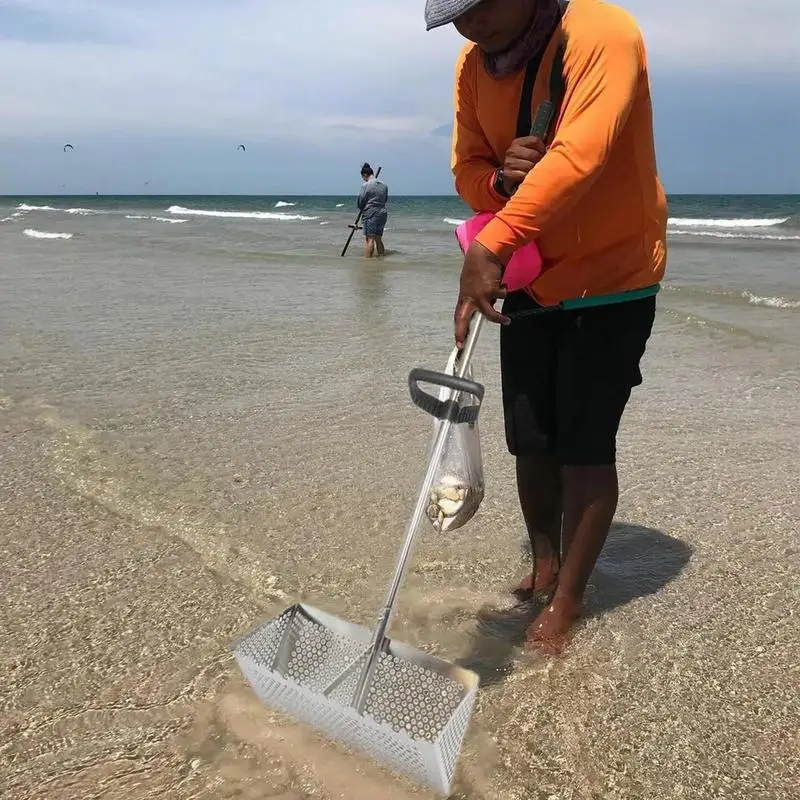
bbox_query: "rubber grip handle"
[529,100,554,139]
[408,368,485,423]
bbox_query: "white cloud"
[632,0,800,71]
[0,0,797,141]
[0,0,455,139]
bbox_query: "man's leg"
[375,235,385,256]
[498,294,562,601]
[527,465,619,642]
[526,297,656,646]
[513,453,562,600]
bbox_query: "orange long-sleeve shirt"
[451,0,667,306]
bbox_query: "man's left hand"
[454,240,510,348]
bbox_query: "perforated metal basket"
[233,604,479,794]
[233,316,486,796]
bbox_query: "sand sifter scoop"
[231,316,487,795]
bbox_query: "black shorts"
[500,291,656,466]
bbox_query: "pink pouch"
[455,211,542,291]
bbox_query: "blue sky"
[0,0,798,195]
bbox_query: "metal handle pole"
[353,314,484,712]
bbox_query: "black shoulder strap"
[515,57,541,139]
[515,0,569,140]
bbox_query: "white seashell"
[437,474,461,488]
[437,498,461,516]
[437,510,445,524]
[439,487,461,502]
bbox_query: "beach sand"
[1,197,798,799]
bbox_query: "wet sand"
[1,221,798,798]
[2,322,797,799]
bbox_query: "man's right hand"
[502,136,547,194]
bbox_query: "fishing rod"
[340,165,382,257]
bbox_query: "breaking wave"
[667,217,789,228]
[17,204,97,216]
[670,230,800,241]
[166,205,318,221]
[23,228,73,239]
[126,215,187,224]
[742,291,800,309]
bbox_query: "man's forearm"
[453,161,507,213]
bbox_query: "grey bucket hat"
[424,0,484,31]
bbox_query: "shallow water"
[0,196,798,799]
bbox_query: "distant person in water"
[357,163,388,258]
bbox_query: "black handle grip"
[408,368,485,423]
[530,100,554,139]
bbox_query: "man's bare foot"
[524,592,582,654]
[511,556,560,602]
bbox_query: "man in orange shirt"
[426,0,667,647]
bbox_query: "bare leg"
[375,235,385,256]
[526,464,618,649]
[512,453,562,601]
[364,237,375,258]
